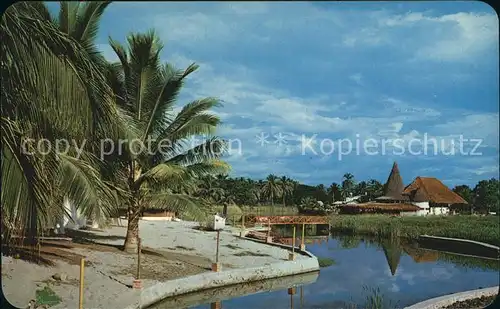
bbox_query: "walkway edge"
[404,286,499,309]
[126,235,319,309]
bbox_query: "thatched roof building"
[402,177,468,205]
[340,202,420,214]
[376,162,409,202]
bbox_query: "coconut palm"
[327,182,341,204]
[1,2,127,245]
[261,174,282,212]
[106,31,230,252]
[279,176,294,207]
[341,173,356,199]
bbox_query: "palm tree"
[106,31,229,252]
[279,176,294,207]
[327,183,341,204]
[341,173,356,200]
[367,179,384,201]
[1,2,127,245]
[261,174,282,212]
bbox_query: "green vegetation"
[317,257,336,268]
[35,286,61,307]
[330,215,500,246]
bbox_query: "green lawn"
[330,214,500,246]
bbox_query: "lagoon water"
[188,234,499,309]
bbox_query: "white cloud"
[349,73,364,85]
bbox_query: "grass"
[317,257,336,268]
[330,214,500,246]
[35,286,61,307]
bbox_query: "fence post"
[212,230,221,272]
[79,258,84,309]
[289,226,296,261]
[300,223,306,251]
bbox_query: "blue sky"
[51,2,499,187]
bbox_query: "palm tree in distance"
[280,176,294,207]
[261,174,282,214]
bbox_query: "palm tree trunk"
[283,193,286,207]
[271,192,274,215]
[123,191,141,253]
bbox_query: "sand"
[2,220,303,308]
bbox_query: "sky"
[50,1,499,187]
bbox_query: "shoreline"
[404,286,499,309]
[2,220,319,309]
[129,230,320,309]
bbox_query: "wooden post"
[240,214,245,237]
[79,258,84,309]
[212,230,221,272]
[300,223,306,251]
[216,230,220,263]
[266,218,272,243]
[289,226,296,261]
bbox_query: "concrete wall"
[404,286,499,309]
[419,235,500,259]
[127,236,319,309]
[148,271,319,309]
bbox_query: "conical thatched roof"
[377,162,408,201]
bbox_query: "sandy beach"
[2,220,305,309]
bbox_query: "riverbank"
[329,215,500,246]
[2,220,312,308]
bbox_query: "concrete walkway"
[404,286,499,309]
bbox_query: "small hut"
[375,162,409,203]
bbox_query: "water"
[154,232,499,309]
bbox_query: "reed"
[330,215,500,246]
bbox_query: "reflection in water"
[380,238,402,276]
[169,232,498,309]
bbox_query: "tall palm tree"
[279,176,294,207]
[106,31,229,252]
[261,174,282,212]
[341,173,356,199]
[1,2,127,245]
[327,182,341,204]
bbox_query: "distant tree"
[327,183,342,203]
[473,179,500,213]
[261,174,282,209]
[341,173,356,199]
[354,181,368,196]
[279,176,294,207]
[367,179,384,200]
[452,185,473,204]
